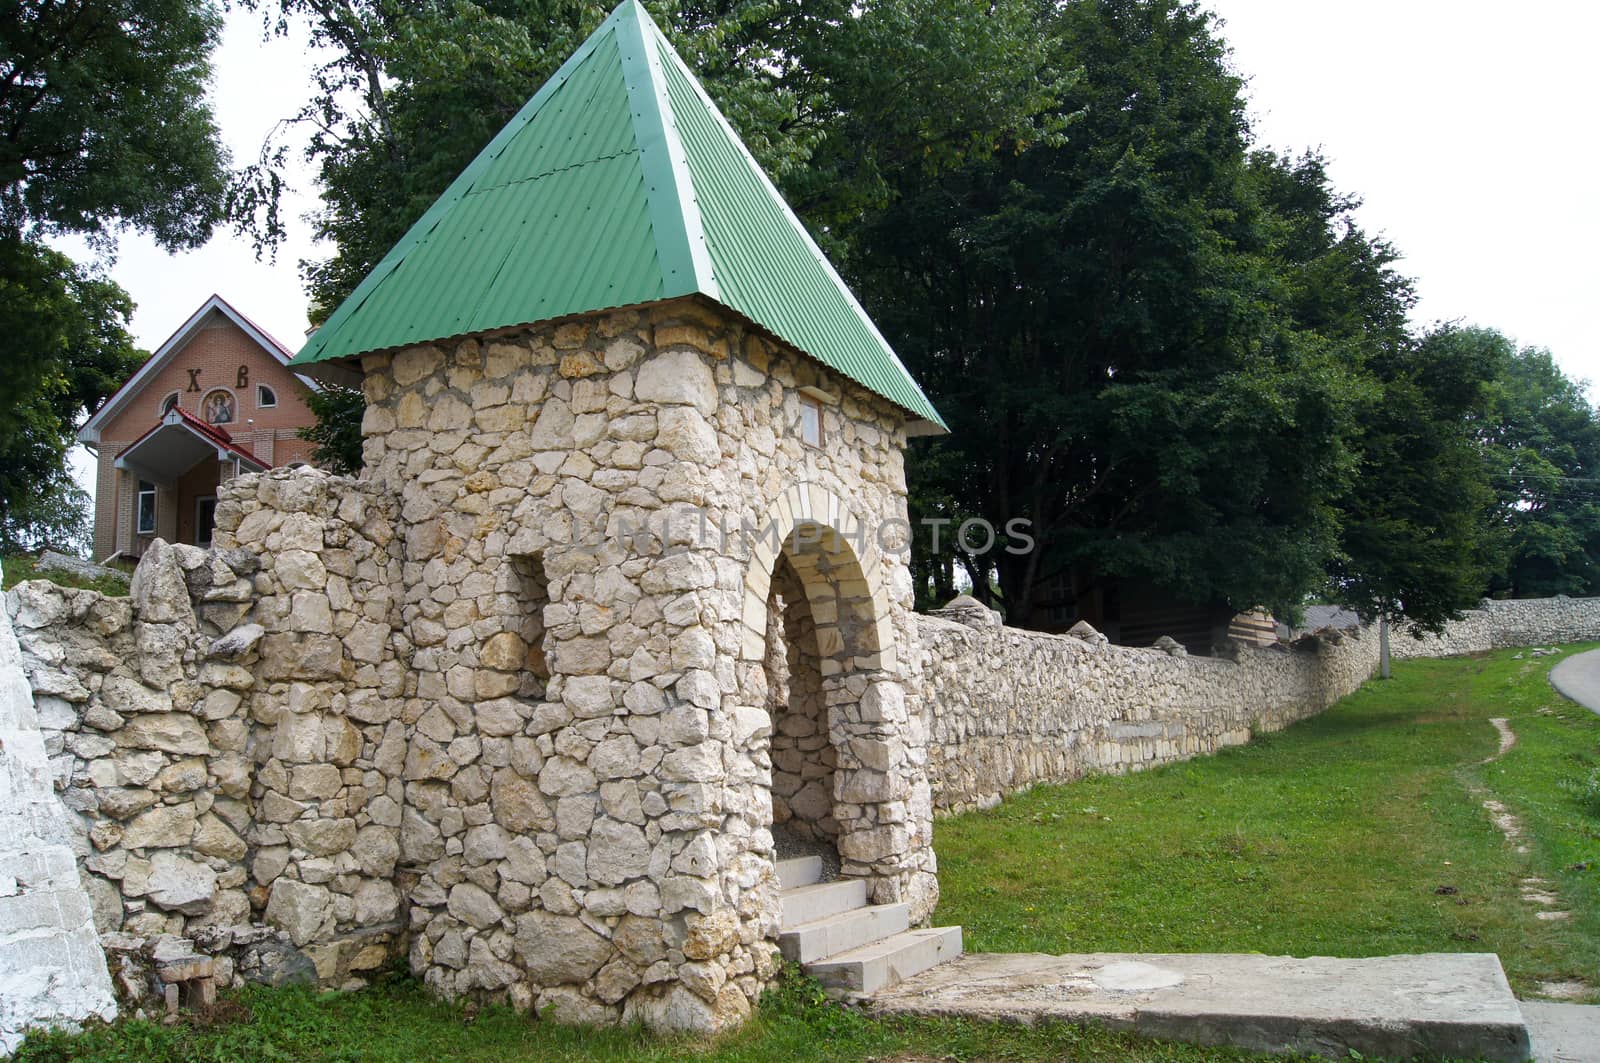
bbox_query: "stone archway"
[738,485,915,903]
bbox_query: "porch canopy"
[113,407,269,487]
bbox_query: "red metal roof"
[116,406,271,472]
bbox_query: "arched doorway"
[764,551,839,858]
[738,485,917,907]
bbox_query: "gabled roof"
[79,294,318,446]
[289,0,944,430]
[113,406,270,485]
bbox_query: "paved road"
[1522,1001,1600,1063]
[1547,648,1600,715]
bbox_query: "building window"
[257,384,277,408]
[203,389,235,425]
[799,394,822,447]
[137,481,157,535]
[160,392,179,415]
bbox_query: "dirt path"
[1470,716,1587,1000]
[1483,717,1517,763]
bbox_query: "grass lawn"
[2,553,131,596]
[15,969,1267,1063]
[934,646,1600,1001]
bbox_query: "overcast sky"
[65,0,1600,426]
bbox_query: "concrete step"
[807,925,963,995]
[867,952,1532,1063]
[779,902,910,965]
[776,855,822,891]
[780,878,867,928]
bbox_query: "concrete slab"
[1521,1001,1600,1063]
[1549,648,1600,716]
[866,952,1532,1062]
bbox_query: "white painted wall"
[0,562,116,1055]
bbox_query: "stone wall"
[215,468,408,986]
[5,468,407,1012]
[914,600,1381,815]
[0,561,117,1053]
[1389,596,1600,659]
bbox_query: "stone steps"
[776,856,961,996]
[776,855,822,891]
[806,926,964,995]
[779,902,910,965]
[780,878,866,927]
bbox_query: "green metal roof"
[290,0,944,430]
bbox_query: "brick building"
[77,295,319,561]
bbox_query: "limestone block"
[513,911,611,985]
[285,819,358,857]
[101,674,173,715]
[144,851,218,915]
[491,769,555,833]
[447,883,504,930]
[120,804,198,849]
[129,541,195,625]
[635,349,717,415]
[265,879,333,947]
[562,675,613,717]
[192,814,248,861]
[586,818,650,885]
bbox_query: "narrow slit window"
[510,554,551,695]
[257,384,278,408]
[800,394,822,447]
[136,481,157,535]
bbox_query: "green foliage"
[0,238,145,554]
[0,0,228,249]
[0,0,228,556]
[934,647,1600,1000]
[1561,768,1600,819]
[848,0,1396,622]
[1,555,131,596]
[297,383,366,475]
[1329,326,1505,632]
[1474,330,1600,598]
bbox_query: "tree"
[845,0,1407,626]
[298,383,365,476]
[1,0,228,248]
[1328,326,1504,634]
[1,0,229,551]
[0,239,144,552]
[1476,331,1600,598]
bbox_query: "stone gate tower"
[288,0,948,1030]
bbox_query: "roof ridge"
[616,0,717,301]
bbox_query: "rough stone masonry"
[9,373,1600,1039]
[5,298,939,1034]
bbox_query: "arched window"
[202,389,235,425]
[160,392,179,415]
[257,384,278,408]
